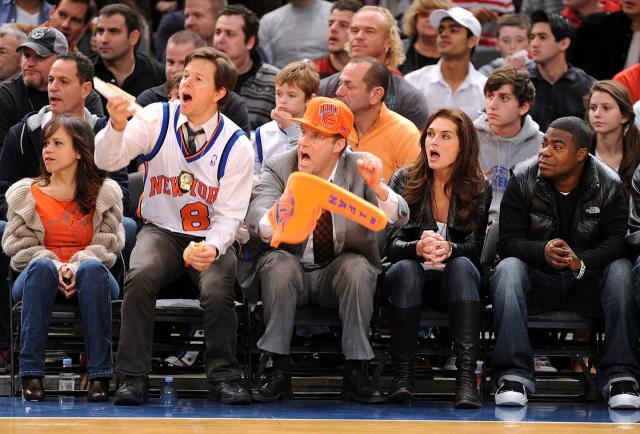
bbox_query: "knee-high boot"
[449,300,482,408]
[388,305,421,403]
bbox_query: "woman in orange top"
[2,114,124,402]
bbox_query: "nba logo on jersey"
[210,154,218,167]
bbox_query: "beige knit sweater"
[1,178,125,273]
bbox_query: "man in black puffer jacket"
[491,116,640,409]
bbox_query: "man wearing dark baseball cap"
[0,26,103,148]
[243,96,410,404]
[17,26,68,57]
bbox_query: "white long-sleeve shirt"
[94,101,254,255]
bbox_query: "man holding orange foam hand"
[244,96,409,404]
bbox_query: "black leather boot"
[450,300,482,409]
[251,368,292,402]
[342,361,385,404]
[387,305,421,403]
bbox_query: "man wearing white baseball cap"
[405,6,487,122]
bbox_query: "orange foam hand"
[268,171,388,248]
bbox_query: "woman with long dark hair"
[385,108,491,408]
[586,80,640,200]
[2,115,124,402]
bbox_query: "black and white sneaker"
[608,381,640,409]
[495,380,528,406]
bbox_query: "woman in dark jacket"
[384,107,491,408]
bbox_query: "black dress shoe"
[22,377,44,402]
[251,368,292,403]
[342,369,385,404]
[88,379,110,402]
[113,375,148,406]
[209,378,251,404]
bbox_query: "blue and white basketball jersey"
[137,102,248,237]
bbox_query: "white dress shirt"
[405,60,487,122]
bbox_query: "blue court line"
[0,398,637,424]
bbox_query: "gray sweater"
[475,114,543,223]
[258,0,332,68]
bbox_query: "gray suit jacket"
[240,148,410,300]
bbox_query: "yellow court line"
[0,418,638,434]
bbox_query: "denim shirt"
[0,0,51,25]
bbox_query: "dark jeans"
[491,257,640,395]
[116,224,241,380]
[384,257,481,309]
[0,218,137,349]
[12,258,119,379]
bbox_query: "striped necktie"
[185,124,205,155]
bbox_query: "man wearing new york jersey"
[94,47,253,406]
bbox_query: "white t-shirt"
[15,6,40,25]
[625,32,640,69]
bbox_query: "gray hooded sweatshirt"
[475,114,543,223]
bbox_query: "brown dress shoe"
[22,377,44,401]
[88,379,110,402]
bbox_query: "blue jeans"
[491,257,640,395]
[1,217,136,298]
[385,257,481,309]
[12,258,119,379]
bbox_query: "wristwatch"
[573,260,586,280]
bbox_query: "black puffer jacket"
[386,168,492,265]
[622,164,640,255]
[498,155,628,271]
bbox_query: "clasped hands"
[58,265,75,298]
[416,230,452,269]
[543,238,581,272]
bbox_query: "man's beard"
[22,75,45,91]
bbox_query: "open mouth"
[182,92,193,103]
[299,152,311,163]
[428,149,440,160]
[49,96,61,104]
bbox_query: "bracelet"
[574,260,586,280]
[445,241,453,259]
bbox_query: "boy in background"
[253,61,319,174]
[479,14,534,77]
[475,67,541,222]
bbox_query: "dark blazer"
[240,148,410,300]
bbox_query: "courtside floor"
[0,398,638,433]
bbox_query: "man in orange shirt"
[336,57,421,182]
